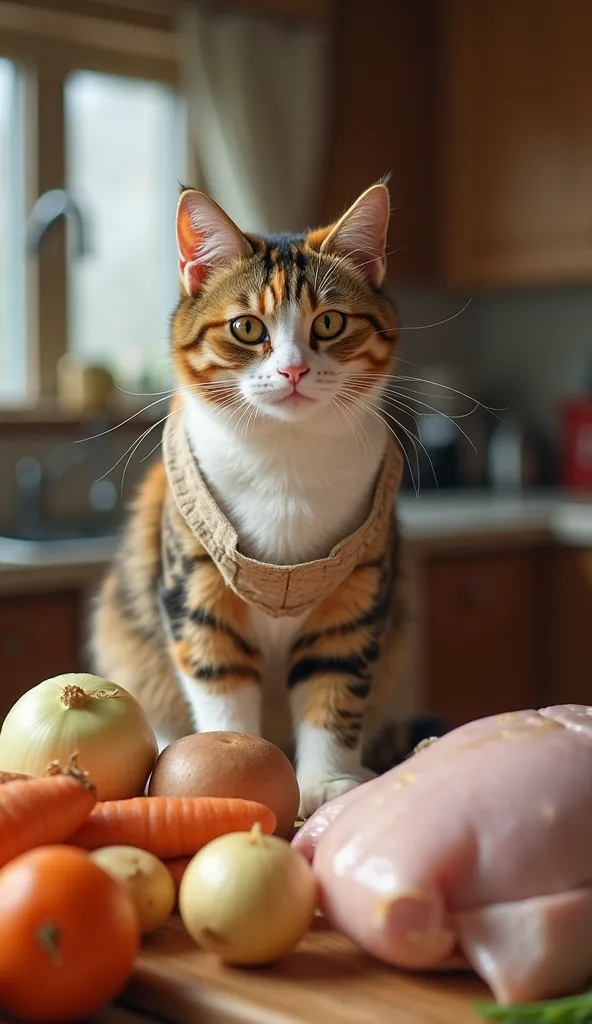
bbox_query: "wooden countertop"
[121,916,490,1024]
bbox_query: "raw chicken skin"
[293,705,592,1003]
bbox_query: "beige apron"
[162,413,403,619]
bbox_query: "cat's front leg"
[160,528,263,737]
[292,682,374,818]
[176,669,262,735]
[289,645,375,818]
[288,553,398,818]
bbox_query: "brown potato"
[148,733,300,838]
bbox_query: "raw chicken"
[293,705,592,1003]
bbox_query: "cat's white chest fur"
[183,393,386,566]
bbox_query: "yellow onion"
[0,673,157,800]
[179,823,318,964]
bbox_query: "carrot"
[68,796,277,858]
[0,757,96,869]
[164,856,192,905]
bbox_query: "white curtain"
[179,3,330,235]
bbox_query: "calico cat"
[90,182,409,818]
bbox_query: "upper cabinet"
[439,0,592,287]
[320,0,436,283]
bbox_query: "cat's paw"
[297,773,369,819]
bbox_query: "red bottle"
[561,398,592,493]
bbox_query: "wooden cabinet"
[0,590,82,723]
[423,549,544,728]
[439,0,592,287]
[547,548,592,706]
[321,0,435,282]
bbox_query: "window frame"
[0,4,180,406]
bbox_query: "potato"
[148,732,300,838]
[89,845,175,934]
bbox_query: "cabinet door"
[0,590,81,723]
[322,0,435,281]
[425,550,543,727]
[547,548,592,706]
[440,0,592,286]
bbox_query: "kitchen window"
[0,58,26,403]
[0,4,184,407]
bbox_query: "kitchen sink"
[0,522,120,567]
[1,522,119,543]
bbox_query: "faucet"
[25,189,91,257]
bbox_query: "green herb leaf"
[474,991,592,1023]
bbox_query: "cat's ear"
[176,189,252,296]
[310,183,390,287]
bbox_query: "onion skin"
[179,825,318,965]
[0,673,157,801]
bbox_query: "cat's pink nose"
[278,365,310,386]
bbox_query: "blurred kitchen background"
[0,0,590,747]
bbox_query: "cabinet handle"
[459,579,494,605]
[0,633,27,657]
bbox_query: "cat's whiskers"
[74,378,241,447]
[345,376,473,469]
[74,393,177,444]
[115,383,177,398]
[395,298,473,333]
[231,397,257,445]
[377,383,468,405]
[93,409,177,494]
[209,393,250,427]
[93,384,241,489]
[344,376,479,451]
[139,409,186,465]
[331,394,370,455]
[347,371,499,416]
[340,386,441,494]
[242,399,263,444]
[344,391,422,496]
[346,298,474,344]
[120,410,183,495]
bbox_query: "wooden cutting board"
[122,915,491,1024]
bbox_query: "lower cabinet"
[0,590,82,723]
[421,548,546,728]
[546,547,592,707]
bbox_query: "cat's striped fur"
[91,184,410,817]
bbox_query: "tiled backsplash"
[394,283,592,472]
[0,422,158,535]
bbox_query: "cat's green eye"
[312,310,345,341]
[230,316,266,344]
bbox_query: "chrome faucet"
[25,189,91,257]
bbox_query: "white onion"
[179,824,318,964]
[0,673,157,800]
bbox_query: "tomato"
[0,845,140,1022]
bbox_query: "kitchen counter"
[121,916,489,1024]
[398,489,592,548]
[0,492,589,582]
